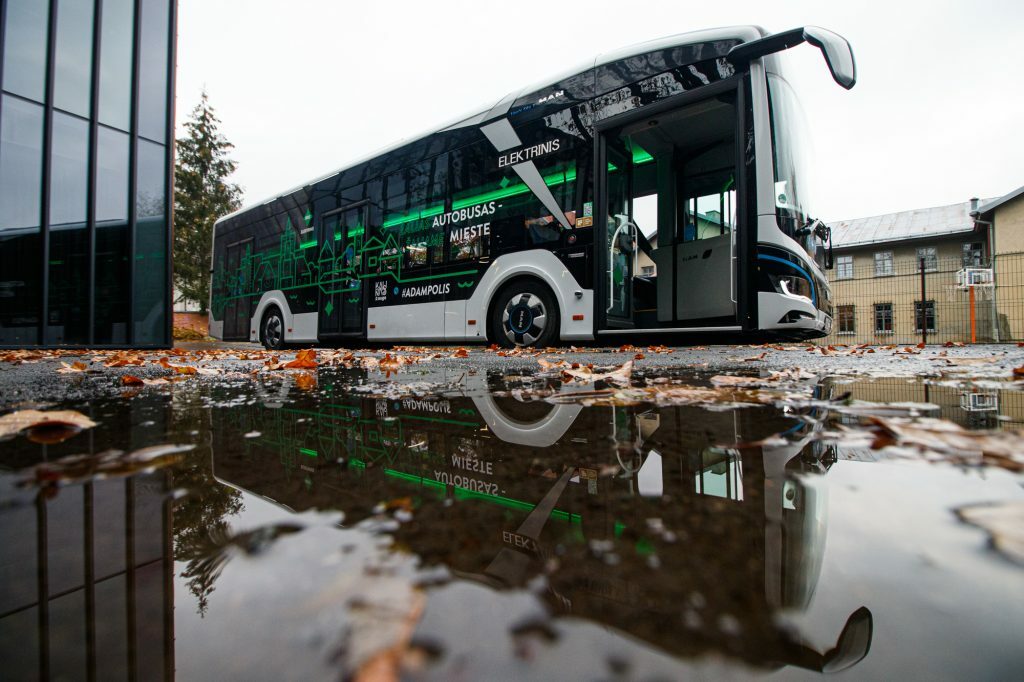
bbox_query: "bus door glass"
[223,238,251,339]
[319,205,366,335]
[604,140,634,325]
[672,93,738,321]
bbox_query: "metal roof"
[830,200,985,249]
[975,184,1024,216]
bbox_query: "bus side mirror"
[727,26,857,91]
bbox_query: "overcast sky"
[175,0,1024,221]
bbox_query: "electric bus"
[208,26,856,349]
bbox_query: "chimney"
[970,197,979,213]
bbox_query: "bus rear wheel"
[490,281,559,348]
[261,306,285,351]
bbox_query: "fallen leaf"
[284,348,318,369]
[956,501,1024,565]
[562,360,633,386]
[57,360,88,373]
[294,372,317,391]
[865,416,1024,471]
[21,444,193,488]
[379,353,402,371]
[0,409,97,441]
[121,375,144,386]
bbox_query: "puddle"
[1,368,1022,680]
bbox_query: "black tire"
[261,306,286,351]
[490,280,559,348]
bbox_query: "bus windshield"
[768,74,818,256]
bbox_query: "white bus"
[209,25,855,349]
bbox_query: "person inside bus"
[524,210,576,245]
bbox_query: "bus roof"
[216,25,764,226]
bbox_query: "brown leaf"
[121,375,144,386]
[284,348,319,369]
[450,347,470,358]
[57,360,89,373]
[379,353,402,371]
[294,372,317,391]
[956,501,1024,565]
[0,409,97,441]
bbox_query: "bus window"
[383,156,447,271]
[450,136,577,259]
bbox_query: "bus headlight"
[770,273,813,301]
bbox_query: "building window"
[914,300,936,333]
[835,255,853,280]
[874,303,893,334]
[837,305,855,334]
[962,242,984,267]
[641,265,655,276]
[874,251,894,277]
[916,246,938,272]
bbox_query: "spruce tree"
[173,92,242,313]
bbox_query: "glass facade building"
[0,0,177,347]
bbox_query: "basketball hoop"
[950,267,995,342]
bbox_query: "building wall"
[823,234,995,345]
[992,195,1024,255]
[992,196,1024,341]
[0,0,177,348]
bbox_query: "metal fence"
[821,252,1024,345]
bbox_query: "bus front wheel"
[261,306,286,351]
[490,281,559,348]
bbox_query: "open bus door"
[318,203,368,338]
[596,81,742,333]
[599,137,636,329]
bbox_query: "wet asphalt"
[2,342,1022,408]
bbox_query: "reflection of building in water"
[830,377,1024,430]
[0,472,172,680]
[211,385,869,673]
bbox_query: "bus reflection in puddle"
[210,375,871,673]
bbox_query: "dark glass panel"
[134,140,167,344]
[0,96,44,344]
[95,126,130,344]
[134,562,166,680]
[0,479,37,614]
[98,0,135,131]
[138,0,170,142]
[53,0,95,117]
[93,478,126,580]
[49,589,88,680]
[49,113,89,227]
[0,0,49,102]
[0,606,38,680]
[94,576,129,680]
[46,483,85,594]
[48,112,90,344]
[133,470,166,563]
